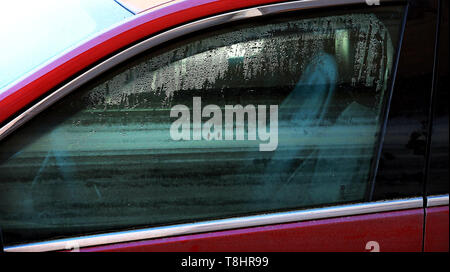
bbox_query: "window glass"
[0,6,404,245]
[372,1,441,200]
[428,0,449,195]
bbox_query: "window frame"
[0,0,415,252]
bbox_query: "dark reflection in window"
[428,0,449,195]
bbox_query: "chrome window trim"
[4,197,423,252]
[0,0,404,141]
[426,195,449,207]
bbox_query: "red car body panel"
[424,206,449,252]
[79,209,424,252]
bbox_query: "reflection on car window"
[0,6,404,245]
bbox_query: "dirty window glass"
[0,6,404,245]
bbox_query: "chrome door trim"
[4,197,423,252]
[0,0,405,141]
[426,195,449,207]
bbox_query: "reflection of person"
[260,50,378,208]
[30,119,99,224]
[281,52,338,126]
[260,51,339,204]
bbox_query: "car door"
[0,0,436,252]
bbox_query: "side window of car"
[0,6,405,245]
[428,0,449,196]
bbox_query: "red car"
[0,0,448,252]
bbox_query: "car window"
[0,6,404,245]
[428,0,449,196]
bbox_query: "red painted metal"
[0,0,290,124]
[424,206,449,252]
[79,209,424,252]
